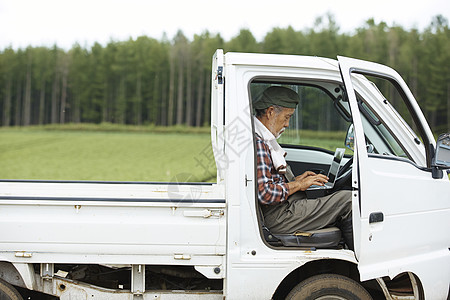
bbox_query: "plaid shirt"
[256,135,290,205]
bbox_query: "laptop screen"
[326,148,346,184]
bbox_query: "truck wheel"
[0,279,23,300]
[286,274,372,300]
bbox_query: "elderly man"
[253,86,353,250]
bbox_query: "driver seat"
[258,203,342,249]
[263,225,342,249]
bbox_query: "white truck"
[0,50,449,300]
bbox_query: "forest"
[0,14,449,133]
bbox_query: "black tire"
[0,279,23,300]
[286,274,372,300]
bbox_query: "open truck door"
[338,56,450,299]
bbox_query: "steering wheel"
[335,156,353,188]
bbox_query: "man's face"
[266,106,295,138]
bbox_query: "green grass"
[279,129,351,154]
[0,125,216,182]
[0,125,351,182]
[32,122,211,134]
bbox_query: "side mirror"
[345,124,355,152]
[433,133,450,168]
[432,133,450,179]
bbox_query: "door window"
[353,74,428,167]
[250,81,351,152]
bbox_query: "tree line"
[0,14,449,133]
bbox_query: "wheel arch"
[377,271,425,300]
[272,259,427,300]
[0,261,35,290]
[272,258,360,300]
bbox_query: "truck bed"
[0,180,226,266]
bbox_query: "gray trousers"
[261,190,352,234]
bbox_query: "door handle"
[369,212,384,224]
[184,209,224,218]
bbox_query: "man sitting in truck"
[253,86,354,250]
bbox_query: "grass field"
[0,124,352,182]
[0,125,216,182]
[5,124,443,182]
[279,128,349,152]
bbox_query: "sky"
[0,0,448,50]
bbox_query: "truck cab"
[0,50,448,299]
[212,50,450,299]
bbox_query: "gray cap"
[253,86,300,110]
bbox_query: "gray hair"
[254,104,284,118]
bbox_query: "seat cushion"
[273,227,341,248]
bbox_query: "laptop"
[307,148,345,190]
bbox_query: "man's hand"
[295,171,317,182]
[287,171,328,195]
